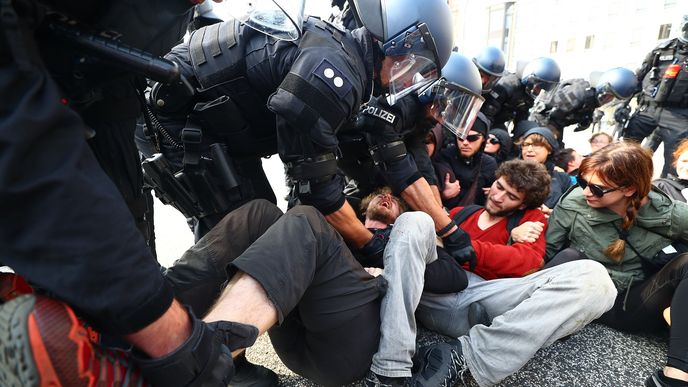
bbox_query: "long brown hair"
[578,141,653,262]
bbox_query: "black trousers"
[624,105,688,178]
[545,248,688,372]
[165,199,383,386]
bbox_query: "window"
[658,24,672,40]
[550,41,559,54]
[566,37,576,52]
[585,35,595,49]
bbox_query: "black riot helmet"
[521,57,561,98]
[594,67,639,106]
[680,14,688,44]
[351,0,454,104]
[472,46,506,93]
[420,52,485,140]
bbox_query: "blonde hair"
[578,141,653,262]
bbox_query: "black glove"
[442,224,476,271]
[134,309,259,387]
[614,104,631,124]
[356,227,393,268]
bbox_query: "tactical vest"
[641,39,688,107]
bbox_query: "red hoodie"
[448,206,547,280]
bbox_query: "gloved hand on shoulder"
[355,226,393,268]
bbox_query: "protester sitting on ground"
[517,127,573,215]
[654,139,688,202]
[484,128,513,166]
[554,148,583,176]
[167,189,475,387]
[544,141,688,387]
[415,159,617,387]
[7,193,473,387]
[589,132,614,154]
[434,113,497,208]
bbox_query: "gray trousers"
[417,260,617,386]
[371,212,438,378]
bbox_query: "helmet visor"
[428,80,485,140]
[384,23,441,105]
[229,0,304,41]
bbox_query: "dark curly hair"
[495,160,551,209]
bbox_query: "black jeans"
[165,199,383,386]
[545,248,688,372]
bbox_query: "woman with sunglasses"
[483,127,513,166]
[544,141,688,387]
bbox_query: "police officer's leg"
[205,205,382,386]
[623,109,658,143]
[657,108,688,177]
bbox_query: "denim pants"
[370,212,438,378]
[417,260,617,386]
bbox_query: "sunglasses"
[488,136,501,145]
[577,175,618,198]
[461,134,483,142]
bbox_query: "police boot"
[134,312,259,387]
[230,353,279,387]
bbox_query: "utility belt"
[143,94,253,229]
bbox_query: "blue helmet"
[351,0,454,104]
[521,57,561,98]
[472,46,506,93]
[420,52,484,140]
[594,67,639,105]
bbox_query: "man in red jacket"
[415,160,617,386]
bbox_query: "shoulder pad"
[655,39,674,50]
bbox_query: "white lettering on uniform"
[363,106,396,124]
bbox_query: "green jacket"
[545,187,688,290]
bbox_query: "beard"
[366,204,397,224]
[484,199,519,218]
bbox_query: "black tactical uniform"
[624,38,688,177]
[480,73,534,131]
[530,78,598,135]
[144,17,377,238]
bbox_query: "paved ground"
[245,323,668,387]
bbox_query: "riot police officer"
[623,15,688,177]
[337,51,486,216]
[530,67,638,139]
[472,46,506,94]
[0,0,299,385]
[481,56,561,132]
[142,0,482,274]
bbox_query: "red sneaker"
[0,273,33,302]
[0,294,147,387]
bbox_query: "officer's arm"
[326,201,374,249]
[401,177,456,235]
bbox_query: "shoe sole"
[0,294,41,387]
